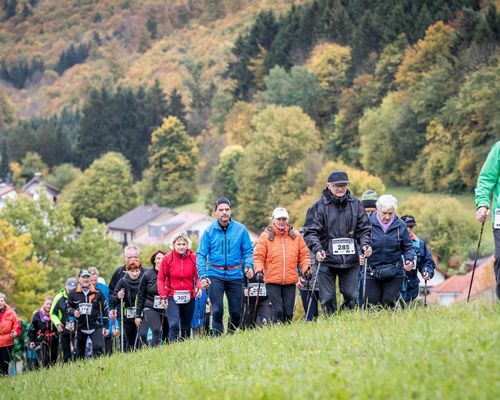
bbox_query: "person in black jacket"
[29,296,59,367]
[135,250,167,346]
[110,258,143,351]
[303,170,372,315]
[67,269,109,359]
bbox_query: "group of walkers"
[2,139,500,377]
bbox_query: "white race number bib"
[494,210,500,229]
[78,303,92,315]
[153,295,162,309]
[331,238,355,255]
[248,283,267,297]
[125,307,137,319]
[173,290,191,304]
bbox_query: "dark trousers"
[138,308,163,346]
[167,298,195,342]
[76,329,103,359]
[365,275,404,307]
[60,332,72,362]
[319,266,360,315]
[494,229,500,300]
[266,284,296,323]
[208,277,243,335]
[38,335,59,367]
[241,297,272,328]
[300,289,320,321]
[0,346,12,376]
[123,320,138,351]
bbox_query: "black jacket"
[136,267,161,313]
[303,188,371,269]
[110,273,142,319]
[109,264,146,296]
[67,284,109,330]
[28,310,57,344]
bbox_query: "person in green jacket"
[475,140,500,300]
[49,278,77,362]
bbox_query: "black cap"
[214,197,231,210]
[327,170,349,185]
[78,269,91,277]
[401,215,416,227]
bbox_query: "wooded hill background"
[0,1,499,314]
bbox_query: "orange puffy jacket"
[0,305,21,348]
[253,225,311,285]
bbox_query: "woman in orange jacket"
[0,293,21,376]
[253,208,311,323]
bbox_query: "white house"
[22,173,60,202]
[0,183,17,208]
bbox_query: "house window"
[149,224,162,237]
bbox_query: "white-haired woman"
[157,233,201,342]
[363,195,415,307]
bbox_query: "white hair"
[376,194,398,212]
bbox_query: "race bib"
[125,307,137,319]
[494,210,500,229]
[248,283,267,297]
[153,295,162,309]
[173,290,191,304]
[78,303,92,315]
[331,238,355,255]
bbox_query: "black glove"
[255,272,265,283]
[302,269,312,281]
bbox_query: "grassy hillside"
[1,303,498,399]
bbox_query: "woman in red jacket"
[0,293,21,376]
[158,233,201,342]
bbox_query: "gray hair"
[169,232,192,250]
[376,194,398,212]
[124,245,140,257]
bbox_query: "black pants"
[241,297,272,328]
[38,335,59,367]
[493,229,500,300]
[138,308,163,347]
[365,275,404,307]
[319,266,359,315]
[0,346,12,376]
[60,331,73,362]
[266,284,296,323]
[167,298,195,342]
[76,329,103,359]
[123,320,139,351]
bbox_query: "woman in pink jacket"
[0,293,21,376]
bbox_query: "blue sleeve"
[241,228,254,269]
[401,226,415,262]
[196,230,210,279]
[418,241,435,277]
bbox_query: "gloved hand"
[255,272,265,283]
[302,269,312,281]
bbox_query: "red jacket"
[157,249,200,298]
[0,305,21,348]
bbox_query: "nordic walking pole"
[120,299,124,352]
[306,263,321,320]
[467,222,485,302]
[362,256,368,309]
[252,281,262,326]
[424,279,428,307]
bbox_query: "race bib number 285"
[331,238,355,255]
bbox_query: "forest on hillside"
[0,0,499,314]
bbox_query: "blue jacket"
[197,219,254,281]
[368,213,415,277]
[403,234,435,301]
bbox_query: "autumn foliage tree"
[143,117,199,207]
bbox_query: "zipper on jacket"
[223,231,227,278]
[85,291,89,330]
[281,231,286,285]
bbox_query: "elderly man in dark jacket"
[303,170,372,315]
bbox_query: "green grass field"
[2,303,498,399]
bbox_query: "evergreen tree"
[168,88,187,127]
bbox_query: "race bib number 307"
[174,291,191,304]
[331,238,355,255]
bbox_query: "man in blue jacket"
[400,215,435,302]
[197,197,254,335]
